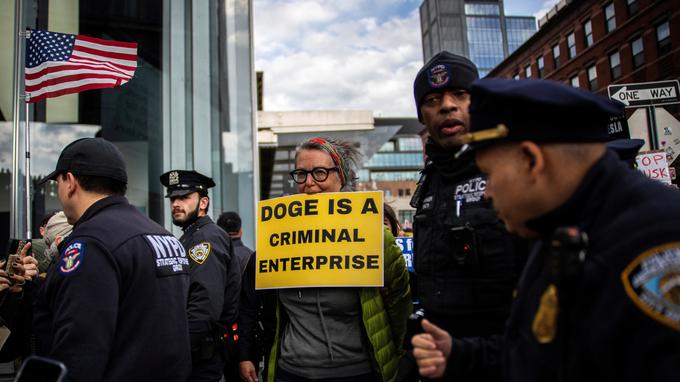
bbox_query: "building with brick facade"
[489,0,679,116]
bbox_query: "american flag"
[25,29,137,103]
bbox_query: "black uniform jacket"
[502,150,680,381]
[180,215,241,348]
[33,196,192,382]
[413,141,526,381]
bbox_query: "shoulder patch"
[621,242,680,331]
[59,241,85,275]
[188,242,211,264]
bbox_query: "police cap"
[413,51,479,121]
[460,79,624,150]
[40,138,127,184]
[160,170,215,198]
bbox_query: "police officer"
[161,170,241,382]
[217,211,253,274]
[408,51,526,381]
[412,79,680,381]
[34,138,192,381]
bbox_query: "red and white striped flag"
[25,29,137,103]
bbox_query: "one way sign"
[608,80,680,107]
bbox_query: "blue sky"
[254,0,559,117]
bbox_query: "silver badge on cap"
[169,171,179,186]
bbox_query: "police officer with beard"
[161,170,241,382]
[408,52,526,381]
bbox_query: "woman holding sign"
[266,138,411,382]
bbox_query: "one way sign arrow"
[608,80,680,108]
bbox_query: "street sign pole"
[646,106,659,150]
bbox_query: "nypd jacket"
[33,196,192,382]
[412,141,526,381]
[180,215,242,349]
[502,150,680,381]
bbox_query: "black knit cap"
[39,138,127,184]
[413,51,479,121]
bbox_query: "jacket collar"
[182,215,213,234]
[74,195,128,228]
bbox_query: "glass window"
[465,3,500,16]
[632,36,645,68]
[364,153,424,169]
[552,44,561,68]
[570,75,580,88]
[2,0,256,243]
[583,19,593,47]
[369,171,421,182]
[609,51,621,80]
[537,56,544,78]
[567,32,576,59]
[657,21,671,56]
[627,0,638,16]
[397,137,423,152]
[604,3,616,33]
[466,15,506,74]
[587,65,598,90]
[513,73,520,80]
[525,65,532,78]
[379,141,395,152]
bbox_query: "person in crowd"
[266,137,411,382]
[411,79,680,381]
[407,51,526,381]
[383,204,401,237]
[216,211,259,381]
[217,211,253,274]
[0,241,39,361]
[29,212,57,266]
[33,137,192,381]
[161,170,242,382]
[38,211,73,275]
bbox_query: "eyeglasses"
[289,167,339,184]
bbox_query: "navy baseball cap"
[160,170,215,198]
[459,79,625,151]
[39,138,128,184]
[413,51,479,121]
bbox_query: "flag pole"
[10,0,25,239]
[24,91,31,240]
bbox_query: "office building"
[420,0,536,76]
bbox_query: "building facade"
[357,118,423,229]
[488,0,680,166]
[420,0,536,76]
[1,0,258,246]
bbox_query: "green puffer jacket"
[266,228,412,382]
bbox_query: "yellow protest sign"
[256,191,383,289]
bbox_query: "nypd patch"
[189,242,211,264]
[428,64,451,88]
[145,235,190,277]
[621,243,680,331]
[59,241,85,275]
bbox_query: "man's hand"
[19,242,38,281]
[239,360,258,382]
[411,319,453,379]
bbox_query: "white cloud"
[254,0,423,117]
[533,0,561,21]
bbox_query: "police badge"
[428,64,451,88]
[188,242,211,264]
[169,171,179,186]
